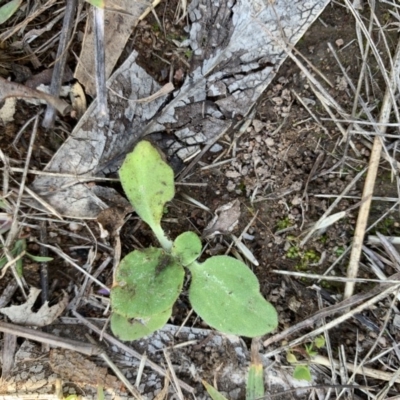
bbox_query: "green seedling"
[111,141,278,340]
[276,217,291,231]
[285,239,320,271]
[0,0,22,25]
[203,340,265,400]
[287,335,325,382]
[0,239,53,276]
[334,246,345,257]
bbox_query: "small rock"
[252,119,264,133]
[265,137,274,147]
[226,181,236,192]
[225,170,241,178]
[335,38,344,47]
[69,222,82,232]
[272,97,283,105]
[210,143,223,153]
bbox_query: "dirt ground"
[1,0,400,399]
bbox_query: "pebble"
[265,138,274,146]
[252,119,264,133]
[227,181,236,192]
[210,143,223,153]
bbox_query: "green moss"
[277,217,291,230]
[151,23,160,32]
[287,246,320,271]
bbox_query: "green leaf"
[13,239,26,254]
[293,365,312,382]
[304,343,317,357]
[314,335,325,349]
[188,256,278,337]
[0,0,22,25]
[119,141,174,250]
[202,381,229,400]
[246,361,264,400]
[111,247,184,318]
[286,352,297,363]
[15,256,23,277]
[13,239,26,276]
[97,386,105,400]
[0,256,7,270]
[25,253,53,262]
[172,231,202,266]
[85,0,105,8]
[110,308,172,341]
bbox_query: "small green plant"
[285,239,320,271]
[0,209,53,276]
[0,0,22,25]
[0,239,53,276]
[110,141,278,340]
[203,340,265,400]
[184,49,193,59]
[334,246,345,257]
[287,335,325,382]
[276,217,291,231]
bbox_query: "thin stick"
[93,5,108,125]
[42,0,77,128]
[0,322,100,356]
[71,311,195,394]
[264,282,400,357]
[344,38,400,299]
[312,354,400,384]
[264,272,400,348]
[163,350,184,400]
[86,335,143,400]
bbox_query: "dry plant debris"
[1,0,400,399]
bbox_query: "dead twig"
[0,321,100,356]
[42,0,77,128]
[345,37,400,299]
[86,335,143,399]
[71,311,195,394]
[0,77,70,116]
[264,272,400,349]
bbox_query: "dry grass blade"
[154,371,170,400]
[37,241,109,291]
[273,270,400,284]
[42,0,77,128]
[3,114,41,296]
[265,281,400,358]
[300,168,366,246]
[264,272,400,349]
[0,321,100,356]
[0,77,70,116]
[71,311,195,394]
[163,349,184,400]
[0,0,58,41]
[375,232,400,272]
[345,37,400,299]
[312,354,400,384]
[86,335,143,400]
[93,5,108,124]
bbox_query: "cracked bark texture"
[0,324,249,399]
[31,0,330,219]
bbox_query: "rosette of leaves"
[111,140,278,340]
